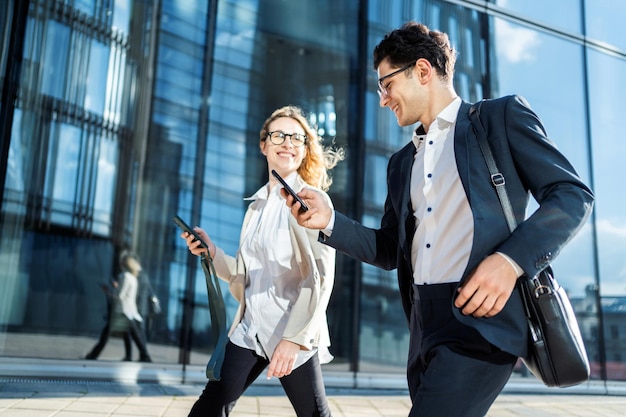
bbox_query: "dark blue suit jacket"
[322,95,594,357]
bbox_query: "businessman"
[282,21,594,416]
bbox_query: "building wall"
[0,0,624,381]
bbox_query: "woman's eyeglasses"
[266,131,307,147]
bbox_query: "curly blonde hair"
[259,105,344,192]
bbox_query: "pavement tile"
[113,403,165,416]
[1,377,626,417]
[10,397,75,411]
[165,407,195,416]
[65,398,120,413]
[0,410,54,417]
[0,399,22,409]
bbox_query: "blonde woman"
[182,105,343,417]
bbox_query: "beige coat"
[211,176,336,351]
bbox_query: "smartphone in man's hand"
[172,215,209,249]
[271,169,309,213]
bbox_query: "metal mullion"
[110,43,123,126]
[67,9,87,231]
[72,123,86,231]
[70,14,88,113]
[28,0,56,229]
[80,124,99,234]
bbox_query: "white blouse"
[229,172,325,369]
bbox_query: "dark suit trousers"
[408,283,517,417]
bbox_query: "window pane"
[491,17,594,299]
[585,0,626,52]
[6,110,24,193]
[84,40,109,114]
[104,45,127,124]
[491,17,591,185]
[74,0,96,16]
[492,0,582,34]
[112,0,131,35]
[40,21,69,99]
[587,50,626,297]
[45,123,81,226]
[93,135,119,236]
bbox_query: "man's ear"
[260,141,267,155]
[415,58,433,83]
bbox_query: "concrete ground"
[2,333,626,416]
[1,377,626,416]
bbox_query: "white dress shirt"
[229,172,322,368]
[410,97,474,284]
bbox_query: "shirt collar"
[439,96,462,126]
[244,185,268,202]
[411,96,462,150]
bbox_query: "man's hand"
[454,253,518,318]
[280,188,333,230]
[267,340,300,379]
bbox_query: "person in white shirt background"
[181,105,344,417]
[116,251,152,363]
[85,250,152,363]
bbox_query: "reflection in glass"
[85,40,109,115]
[0,0,624,384]
[104,44,127,125]
[6,110,24,195]
[41,21,69,99]
[113,0,131,35]
[74,0,96,17]
[93,136,118,236]
[585,0,626,52]
[492,0,581,34]
[491,16,593,299]
[45,123,81,226]
[587,50,626,297]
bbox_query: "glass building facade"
[1,0,625,383]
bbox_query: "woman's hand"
[267,340,300,379]
[180,227,216,258]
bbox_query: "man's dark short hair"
[373,21,457,81]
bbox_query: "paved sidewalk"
[1,378,626,417]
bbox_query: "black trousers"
[85,299,114,359]
[123,319,151,361]
[86,304,150,361]
[188,341,332,417]
[407,283,517,417]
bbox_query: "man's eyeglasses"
[377,63,415,98]
[266,131,307,147]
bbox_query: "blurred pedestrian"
[124,270,160,359]
[85,250,152,362]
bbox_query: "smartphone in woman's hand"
[172,215,208,249]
